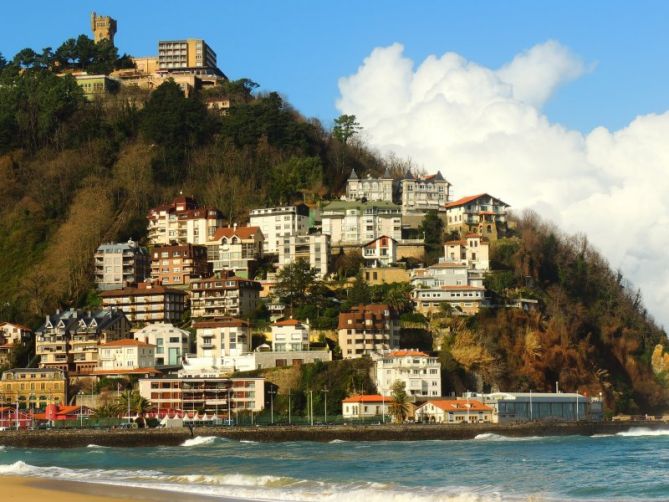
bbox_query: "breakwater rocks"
[1,421,668,448]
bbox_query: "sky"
[2,1,669,326]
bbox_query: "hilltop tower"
[91,12,117,45]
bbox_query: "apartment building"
[361,235,398,268]
[345,169,395,202]
[150,244,210,286]
[410,263,471,289]
[35,308,131,374]
[400,171,451,214]
[190,275,261,319]
[193,319,251,360]
[138,376,267,414]
[134,323,191,368]
[443,234,490,271]
[445,193,510,240]
[322,201,402,247]
[1,368,67,409]
[0,323,32,367]
[158,39,219,73]
[249,205,309,255]
[338,305,400,359]
[100,283,187,325]
[277,234,330,278]
[96,339,156,371]
[94,239,150,291]
[375,350,441,398]
[206,225,264,278]
[147,195,224,246]
[412,285,487,315]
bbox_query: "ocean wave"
[329,439,347,443]
[473,433,542,442]
[180,436,218,447]
[239,440,257,444]
[0,460,505,501]
[616,427,669,437]
[86,444,110,448]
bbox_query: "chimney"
[233,222,238,231]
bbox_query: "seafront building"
[94,240,150,291]
[338,304,400,359]
[0,368,67,409]
[249,205,309,255]
[414,399,493,423]
[342,394,392,420]
[375,350,441,398]
[476,392,601,423]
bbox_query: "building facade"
[400,171,451,214]
[345,169,395,202]
[138,376,266,414]
[412,285,486,315]
[361,235,398,268]
[193,319,250,361]
[190,275,261,319]
[134,323,191,368]
[443,234,490,271]
[338,305,400,359]
[158,39,219,72]
[0,323,31,368]
[1,368,67,409]
[445,193,510,240]
[414,399,493,424]
[249,205,309,255]
[150,244,210,286]
[277,234,330,278]
[322,201,402,247]
[95,240,150,291]
[342,395,392,420]
[90,12,116,45]
[100,283,187,324]
[271,319,310,352]
[375,350,441,398]
[96,339,156,371]
[478,392,595,423]
[206,225,264,278]
[35,308,131,374]
[147,195,224,246]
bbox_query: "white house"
[445,193,509,239]
[271,319,310,352]
[322,201,402,247]
[134,323,191,368]
[96,339,156,371]
[193,319,251,361]
[345,169,394,202]
[342,394,392,420]
[412,285,487,315]
[361,235,398,268]
[414,399,493,424]
[375,350,441,398]
[443,233,490,271]
[249,205,309,255]
[277,233,330,278]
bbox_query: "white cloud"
[336,42,669,327]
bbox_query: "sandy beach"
[1,476,228,502]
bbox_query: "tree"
[419,210,445,264]
[333,114,361,144]
[119,390,152,427]
[388,380,410,423]
[275,260,318,314]
[348,273,371,305]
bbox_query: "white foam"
[86,444,110,448]
[239,440,257,444]
[616,427,669,437]
[0,461,503,501]
[180,436,217,447]
[473,433,542,442]
[329,439,347,443]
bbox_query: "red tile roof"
[100,284,187,298]
[212,226,261,241]
[342,394,393,404]
[425,399,492,412]
[193,319,250,329]
[0,322,32,331]
[440,285,486,291]
[88,367,161,375]
[273,319,302,327]
[445,194,486,209]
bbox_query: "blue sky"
[1,0,668,131]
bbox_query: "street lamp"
[321,388,329,424]
[268,389,276,425]
[227,387,232,425]
[29,393,35,430]
[287,388,292,426]
[78,391,84,429]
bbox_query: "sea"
[1,427,668,501]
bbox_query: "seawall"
[1,421,668,448]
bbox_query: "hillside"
[0,43,667,414]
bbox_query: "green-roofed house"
[321,200,403,248]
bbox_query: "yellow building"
[362,267,410,285]
[1,368,67,410]
[158,39,218,71]
[73,74,119,100]
[91,12,117,45]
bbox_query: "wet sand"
[2,476,242,502]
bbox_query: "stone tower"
[91,12,117,45]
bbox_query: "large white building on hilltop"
[249,205,309,255]
[345,169,395,202]
[322,201,402,247]
[375,350,441,398]
[400,171,451,214]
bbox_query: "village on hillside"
[0,13,606,430]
